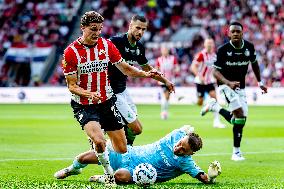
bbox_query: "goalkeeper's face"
[173,136,194,156]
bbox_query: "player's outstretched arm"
[115,61,157,78]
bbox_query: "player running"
[61,11,160,185]
[190,38,225,128]
[201,22,268,161]
[54,126,221,184]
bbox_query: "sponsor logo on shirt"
[225,61,250,66]
[157,145,171,166]
[79,60,108,73]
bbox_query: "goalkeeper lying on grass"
[54,126,221,184]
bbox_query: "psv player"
[191,38,225,128]
[60,11,159,185]
[155,46,179,120]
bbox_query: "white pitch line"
[0,157,73,162]
[1,150,284,162]
[196,150,284,156]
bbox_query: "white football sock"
[161,98,169,112]
[233,147,240,154]
[96,150,114,175]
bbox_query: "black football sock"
[232,118,246,148]
[219,108,233,124]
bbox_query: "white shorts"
[219,85,248,117]
[115,89,137,124]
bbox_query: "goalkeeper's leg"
[54,156,89,179]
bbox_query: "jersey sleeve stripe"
[112,57,123,65]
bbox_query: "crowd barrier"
[0,87,283,105]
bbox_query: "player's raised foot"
[160,111,168,120]
[200,98,220,116]
[213,121,226,128]
[231,152,245,161]
[54,167,82,179]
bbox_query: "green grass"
[0,104,284,189]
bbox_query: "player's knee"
[128,121,142,135]
[131,125,142,135]
[93,139,106,153]
[233,108,244,117]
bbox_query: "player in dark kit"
[108,15,175,145]
[201,21,267,161]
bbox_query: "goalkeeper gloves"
[207,160,221,183]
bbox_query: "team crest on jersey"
[136,48,140,55]
[244,49,250,56]
[99,49,106,55]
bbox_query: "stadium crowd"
[0,0,82,86]
[0,0,284,87]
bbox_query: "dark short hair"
[229,21,243,30]
[131,14,147,23]
[81,11,104,26]
[187,133,203,152]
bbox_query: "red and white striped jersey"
[62,37,123,105]
[193,49,216,85]
[155,55,178,82]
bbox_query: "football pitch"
[0,104,283,189]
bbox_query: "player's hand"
[165,81,175,93]
[207,161,221,183]
[199,75,205,84]
[148,69,163,78]
[90,92,102,102]
[227,81,240,90]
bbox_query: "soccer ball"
[133,163,157,186]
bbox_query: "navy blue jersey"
[108,33,148,93]
[213,40,257,89]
